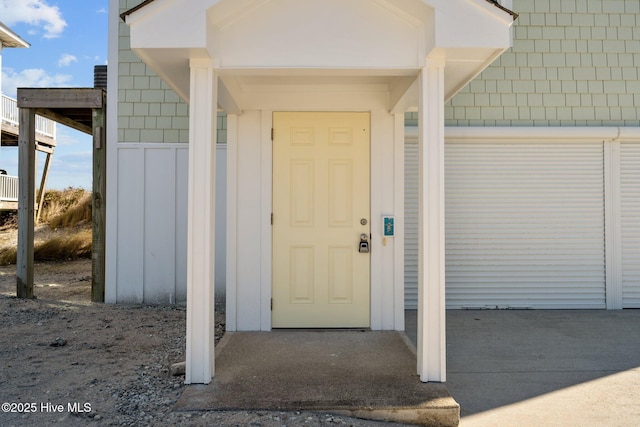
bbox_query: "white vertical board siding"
[404,139,419,308]
[444,141,606,309]
[116,148,145,303]
[111,143,229,304]
[113,144,189,303]
[621,142,640,307]
[175,148,189,303]
[143,148,177,303]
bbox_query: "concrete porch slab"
[174,331,459,427]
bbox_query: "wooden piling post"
[16,107,35,298]
[92,102,106,302]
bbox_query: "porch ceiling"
[123,0,515,111]
[217,72,418,113]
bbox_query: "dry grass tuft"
[34,229,92,262]
[48,194,92,229]
[0,211,17,230]
[0,230,92,265]
[0,247,16,265]
[0,188,93,265]
[38,188,90,225]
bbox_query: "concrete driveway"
[408,310,640,426]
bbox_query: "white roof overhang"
[123,0,515,112]
[0,22,30,48]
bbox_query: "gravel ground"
[0,259,409,427]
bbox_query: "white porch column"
[185,59,218,384]
[417,56,446,382]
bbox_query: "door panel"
[272,112,370,327]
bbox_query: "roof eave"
[0,22,30,48]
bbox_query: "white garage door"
[405,138,606,309]
[404,140,419,308]
[621,142,640,308]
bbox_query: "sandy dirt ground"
[0,259,407,427]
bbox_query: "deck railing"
[0,174,19,202]
[1,94,56,139]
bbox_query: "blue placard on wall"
[383,216,395,237]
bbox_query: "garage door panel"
[621,142,640,308]
[405,139,607,309]
[444,142,606,309]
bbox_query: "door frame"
[225,110,406,332]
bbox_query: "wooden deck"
[1,94,57,214]
[1,122,56,148]
[0,200,18,211]
[0,174,18,209]
[2,94,57,149]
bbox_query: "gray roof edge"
[120,0,157,21]
[485,0,519,20]
[119,0,519,25]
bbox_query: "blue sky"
[1,0,108,189]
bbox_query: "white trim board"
[406,126,640,142]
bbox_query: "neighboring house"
[108,0,640,384]
[0,22,29,208]
[0,23,57,214]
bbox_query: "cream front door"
[272,112,370,328]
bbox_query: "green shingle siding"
[118,0,638,135]
[117,0,227,143]
[446,0,640,126]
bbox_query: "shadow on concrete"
[406,309,640,418]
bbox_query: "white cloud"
[97,8,107,14]
[55,124,88,147]
[49,151,92,189]
[1,68,73,97]
[58,53,78,67]
[0,0,67,39]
